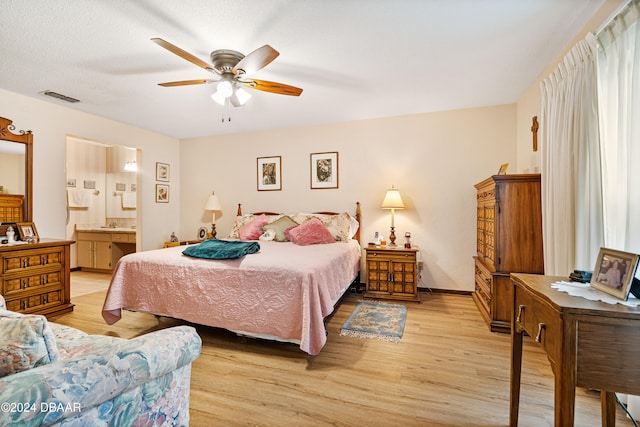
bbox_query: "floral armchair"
[0,294,202,426]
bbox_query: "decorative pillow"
[0,310,59,377]
[239,214,269,240]
[293,212,356,241]
[263,215,299,242]
[259,229,276,241]
[285,217,336,245]
[228,214,283,239]
[228,215,258,239]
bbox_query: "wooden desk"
[510,273,640,427]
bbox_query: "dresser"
[364,246,419,302]
[473,174,543,332]
[1,239,74,317]
[510,273,640,426]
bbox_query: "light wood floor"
[55,272,634,426]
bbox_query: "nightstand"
[162,240,201,248]
[364,246,419,302]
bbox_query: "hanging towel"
[121,192,137,209]
[67,189,91,208]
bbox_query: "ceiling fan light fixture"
[211,90,227,105]
[217,80,233,97]
[232,86,251,106]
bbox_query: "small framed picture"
[310,152,339,189]
[66,178,76,187]
[156,162,170,182]
[84,180,96,189]
[16,222,39,241]
[590,248,640,300]
[498,163,509,175]
[197,226,208,241]
[115,183,126,191]
[155,184,169,203]
[131,184,136,192]
[257,156,282,191]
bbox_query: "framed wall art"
[590,247,640,300]
[257,156,282,191]
[155,184,169,203]
[310,152,338,189]
[156,162,170,182]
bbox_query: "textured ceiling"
[0,0,605,139]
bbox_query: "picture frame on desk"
[591,247,640,300]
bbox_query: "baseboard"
[418,287,473,296]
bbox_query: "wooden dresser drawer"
[514,285,562,363]
[2,247,64,274]
[4,287,63,313]
[3,269,63,296]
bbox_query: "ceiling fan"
[151,38,303,107]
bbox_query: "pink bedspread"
[102,240,361,355]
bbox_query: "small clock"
[197,226,208,241]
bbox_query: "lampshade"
[204,193,222,211]
[381,186,405,210]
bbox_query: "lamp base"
[389,226,397,246]
[210,224,217,239]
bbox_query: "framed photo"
[16,222,39,241]
[66,178,76,187]
[115,183,126,191]
[257,156,282,191]
[156,162,170,182]
[498,163,509,175]
[590,248,640,300]
[197,226,208,241]
[83,180,96,189]
[310,152,339,189]
[155,184,169,203]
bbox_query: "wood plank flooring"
[53,272,634,426]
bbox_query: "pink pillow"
[285,217,336,245]
[239,214,269,240]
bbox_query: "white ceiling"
[0,0,605,139]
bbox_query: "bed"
[102,203,361,355]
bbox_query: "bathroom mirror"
[0,116,33,225]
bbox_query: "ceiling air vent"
[41,90,80,103]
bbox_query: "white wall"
[180,104,517,291]
[0,88,180,250]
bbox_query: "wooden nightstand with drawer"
[364,246,419,302]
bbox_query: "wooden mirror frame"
[0,117,33,223]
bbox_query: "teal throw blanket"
[182,239,260,260]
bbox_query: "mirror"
[0,117,33,224]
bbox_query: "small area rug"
[340,300,407,343]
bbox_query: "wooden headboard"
[236,202,361,244]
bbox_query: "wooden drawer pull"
[535,323,546,343]
[516,305,525,323]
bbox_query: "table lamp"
[381,185,405,246]
[204,190,222,239]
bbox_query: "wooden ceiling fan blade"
[151,38,219,74]
[233,45,279,76]
[244,79,303,96]
[158,79,214,87]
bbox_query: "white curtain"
[596,0,640,418]
[596,0,640,254]
[540,35,603,275]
